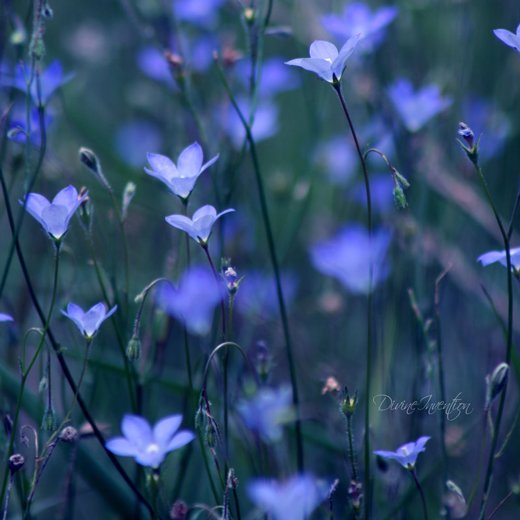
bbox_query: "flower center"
[146,443,160,454]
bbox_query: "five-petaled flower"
[477,247,520,273]
[165,204,235,245]
[61,302,117,340]
[105,414,195,469]
[285,36,362,84]
[145,142,219,201]
[21,185,87,242]
[494,23,520,53]
[374,436,430,470]
[248,473,330,520]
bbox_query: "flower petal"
[165,214,196,240]
[105,437,139,457]
[52,185,79,208]
[41,205,70,239]
[200,153,220,174]
[285,58,334,82]
[309,40,338,61]
[165,430,195,451]
[121,415,153,448]
[146,153,177,177]
[192,204,217,221]
[153,415,182,447]
[494,29,520,51]
[23,193,50,219]
[177,142,203,178]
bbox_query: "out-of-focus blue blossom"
[0,313,14,322]
[234,270,297,318]
[322,2,398,53]
[173,0,224,27]
[374,436,430,470]
[165,205,234,245]
[115,121,163,168]
[1,60,74,105]
[248,473,330,520]
[388,79,452,132]
[494,24,520,53]
[145,142,218,201]
[155,267,224,335]
[462,97,511,161]
[350,173,394,214]
[314,136,357,185]
[286,36,362,83]
[235,58,299,96]
[106,414,194,469]
[21,185,87,242]
[7,106,52,146]
[62,302,117,340]
[223,96,279,148]
[137,47,174,85]
[310,225,391,294]
[477,247,520,271]
[237,386,294,443]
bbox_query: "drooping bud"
[79,147,111,190]
[485,362,509,410]
[59,426,79,443]
[9,454,25,474]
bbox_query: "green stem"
[411,470,429,520]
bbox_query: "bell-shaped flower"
[0,313,14,322]
[145,142,219,201]
[61,302,117,340]
[477,247,520,271]
[165,204,234,246]
[105,414,195,469]
[248,474,330,520]
[155,267,225,335]
[285,36,362,83]
[21,185,88,242]
[494,24,520,53]
[374,436,430,470]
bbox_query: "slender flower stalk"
[411,470,429,520]
[215,58,305,472]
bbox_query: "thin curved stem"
[411,470,429,520]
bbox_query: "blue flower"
[322,2,398,53]
[374,436,430,470]
[0,313,14,323]
[145,142,219,201]
[115,121,163,168]
[388,79,452,132]
[155,267,224,335]
[165,205,234,245]
[248,474,330,520]
[477,247,520,271]
[494,24,520,53]
[310,225,391,294]
[237,386,294,443]
[286,37,362,83]
[61,302,117,340]
[105,414,194,469]
[21,185,88,242]
[173,0,224,27]
[136,46,175,85]
[8,106,53,145]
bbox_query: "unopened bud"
[457,122,479,166]
[59,426,79,443]
[126,334,141,361]
[243,8,255,24]
[79,147,111,190]
[485,362,509,410]
[9,454,25,473]
[170,500,188,520]
[41,406,57,432]
[122,182,136,221]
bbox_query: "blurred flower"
[388,79,452,132]
[350,173,395,214]
[477,247,520,271]
[7,106,52,145]
[234,270,297,318]
[237,386,294,443]
[0,313,14,322]
[21,185,87,241]
[322,3,398,52]
[106,414,194,469]
[165,205,234,245]
[235,58,299,96]
[248,474,329,520]
[494,23,520,53]
[155,267,224,335]
[285,36,362,83]
[137,46,175,85]
[145,142,218,201]
[0,59,74,104]
[314,136,357,185]
[223,96,279,148]
[173,0,224,27]
[62,302,117,340]
[115,121,163,168]
[310,225,391,294]
[374,436,430,470]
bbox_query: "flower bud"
[122,182,136,221]
[340,387,358,418]
[59,426,79,443]
[126,334,141,361]
[457,122,479,166]
[9,454,25,474]
[243,8,255,25]
[485,362,509,410]
[347,480,363,512]
[79,147,111,190]
[41,406,57,432]
[170,500,188,520]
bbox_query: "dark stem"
[411,470,429,520]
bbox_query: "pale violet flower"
[477,247,520,271]
[165,205,234,245]
[374,436,430,470]
[21,186,88,241]
[0,313,14,322]
[236,386,294,443]
[285,36,362,83]
[388,79,452,132]
[145,142,219,201]
[106,414,194,469]
[248,474,330,520]
[62,302,117,340]
[155,267,224,335]
[494,24,520,53]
